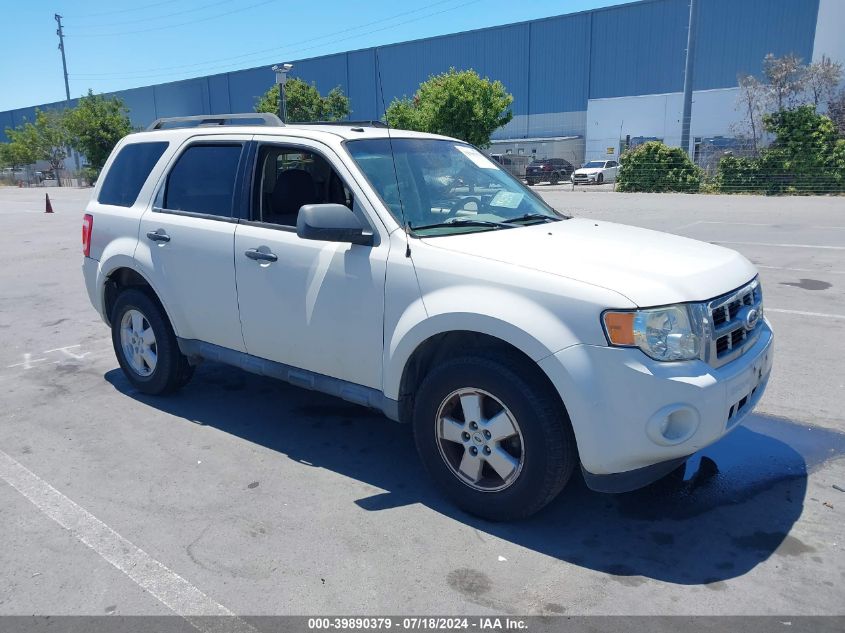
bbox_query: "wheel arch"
[101,262,175,332]
[394,328,569,427]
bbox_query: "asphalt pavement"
[0,186,842,620]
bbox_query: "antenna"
[374,48,411,258]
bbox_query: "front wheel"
[526,179,537,186]
[550,172,560,185]
[412,353,576,520]
[597,173,604,184]
[111,289,194,395]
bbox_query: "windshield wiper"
[410,218,516,232]
[501,213,562,224]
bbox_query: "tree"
[64,90,133,175]
[0,137,37,170]
[384,68,513,148]
[4,109,69,185]
[254,79,350,122]
[719,105,845,194]
[762,53,807,111]
[805,55,843,109]
[828,89,845,138]
[734,74,767,155]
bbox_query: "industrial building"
[1,0,843,166]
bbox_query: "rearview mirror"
[296,203,373,245]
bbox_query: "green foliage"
[0,136,37,169]
[718,105,845,194]
[4,109,69,181]
[64,90,133,174]
[717,155,763,193]
[616,141,702,192]
[384,68,513,148]
[254,79,350,122]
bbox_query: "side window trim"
[152,140,247,222]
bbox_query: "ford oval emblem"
[744,307,759,331]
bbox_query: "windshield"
[583,161,606,168]
[345,138,563,236]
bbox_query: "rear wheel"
[412,352,576,520]
[526,178,537,186]
[111,289,194,395]
[550,172,560,185]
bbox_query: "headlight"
[603,305,701,361]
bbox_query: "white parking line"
[757,265,845,275]
[713,241,845,250]
[0,450,256,633]
[767,308,845,320]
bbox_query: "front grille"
[705,279,763,368]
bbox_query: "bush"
[617,141,701,192]
[717,106,845,195]
[717,155,763,193]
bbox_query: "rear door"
[135,136,250,352]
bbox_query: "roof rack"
[147,113,283,131]
[296,120,388,128]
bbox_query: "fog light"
[646,405,700,446]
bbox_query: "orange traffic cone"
[45,193,54,214]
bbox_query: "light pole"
[55,14,81,176]
[272,63,293,122]
[680,0,699,158]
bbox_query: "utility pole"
[272,63,293,122]
[680,0,699,158]
[55,14,80,174]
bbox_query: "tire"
[597,173,604,185]
[550,172,560,185]
[110,288,194,395]
[526,179,537,186]
[412,352,577,520]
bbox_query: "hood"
[574,167,602,175]
[420,218,757,307]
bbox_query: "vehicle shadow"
[105,362,845,586]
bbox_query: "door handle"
[244,248,278,263]
[146,230,170,243]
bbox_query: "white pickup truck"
[82,114,773,520]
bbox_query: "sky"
[0,0,637,112]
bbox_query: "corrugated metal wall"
[0,0,820,143]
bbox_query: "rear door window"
[98,141,169,207]
[163,144,242,217]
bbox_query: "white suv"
[82,114,773,520]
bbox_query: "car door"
[233,137,388,390]
[136,137,249,352]
[606,160,619,182]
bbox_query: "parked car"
[82,113,773,520]
[572,159,619,184]
[525,158,574,185]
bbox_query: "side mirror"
[296,203,373,245]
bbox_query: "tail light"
[82,214,93,257]
[542,164,552,171]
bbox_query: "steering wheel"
[447,196,483,219]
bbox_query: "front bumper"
[538,321,774,491]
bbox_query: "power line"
[69,0,235,31]
[67,0,188,19]
[65,0,279,38]
[68,0,466,79]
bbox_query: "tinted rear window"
[163,144,242,217]
[98,142,169,207]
